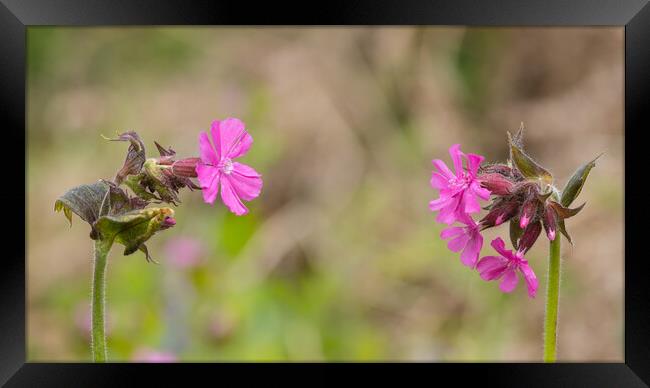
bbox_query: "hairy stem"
[543,236,561,362]
[92,239,112,362]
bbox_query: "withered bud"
[542,206,558,241]
[517,221,542,254]
[480,199,519,229]
[172,157,200,178]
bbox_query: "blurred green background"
[27,27,624,361]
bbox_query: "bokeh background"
[27,27,624,361]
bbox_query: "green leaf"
[93,207,174,262]
[560,154,602,207]
[54,181,110,228]
[510,219,524,249]
[508,132,553,184]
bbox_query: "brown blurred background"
[27,27,623,361]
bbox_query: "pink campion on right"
[440,214,483,268]
[476,237,538,298]
[196,118,263,216]
[429,144,491,225]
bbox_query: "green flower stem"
[92,239,113,362]
[543,235,561,362]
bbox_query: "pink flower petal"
[198,131,219,165]
[499,270,519,293]
[230,162,263,201]
[211,118,253,160]
[466,153,484,177]
[448,144,463,176]
[430,172,449,190]
[447,233,470,252]
[440,226,464,240]
[462,188,481,214]
[460,230,483,267]
[196,163,220,204]
[490,237,512,259]
[470,181,491,200]
[519,262,538,298]
[432,159,455,179]
[476,256,508,280]
[220,175,248,216]
[429,194,454,211]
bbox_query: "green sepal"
[560,154,602,207]
[549,201,586,220]
[557,218,573,245]
[508,131,553,184]
[510,219,524,249]
[93,207,174,263]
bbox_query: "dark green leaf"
[560,154,602,207]
[54,181,110,227]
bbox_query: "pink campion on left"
[196,118,263,216]
[476,237,538,298]
[429,144,490,225]
[440,214,483,268]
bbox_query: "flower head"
[132,348,177,363]
[476,237,538,298]
[196,118,263,215]
[164,236,205,269]
[429,144,490,224]
[440,214,484,268]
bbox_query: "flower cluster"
[429,128,597,298]
[55,118,262,263]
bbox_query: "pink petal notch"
[196,118,263,215]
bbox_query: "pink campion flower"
[196,118,263,216]
[440,214,483,268]
[429,144,491,225]
[164,236,205,269]
[476,237,538,298]
[132,348,177,363]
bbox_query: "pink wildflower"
[440,214,484,268]
[429,144,490,224]
[164,236,205,269]
[476,237,538,298]
[132,348,177,363]
[196,118,263,215]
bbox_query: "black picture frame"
[2,0,648,386]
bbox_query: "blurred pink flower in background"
[196,118,263,215]
[131,348,177,362]
[164,236,206,269]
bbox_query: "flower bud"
[480,199,519,229]
[172,157,200,178]
[517,221,541,254]
[519,198,539,229]
[479,173,514,195]
[542,206,557,241]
